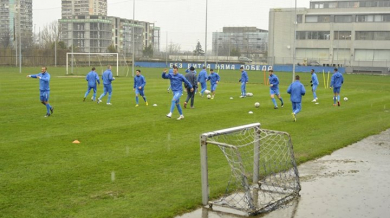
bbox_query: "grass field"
[1,66,390,218]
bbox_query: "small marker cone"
[72,140,80,144]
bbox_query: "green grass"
[1,66,390,218]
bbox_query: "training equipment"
[344,97,348,101]
[248,111,253,114]
[66,53,130,76]
[200,123,300,215]
[204,90,211,94]
[254,102,260,108]
[207,94,211,99]
[153,104,157,107]
[246,93,253,97]
[230,97,233,100]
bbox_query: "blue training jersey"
[269,74,279,90]
[240,70,248,83]
[287,81,306,103]
[102,69,114,85]
[207,72,220,85]
[86,71,100,87]
[162,72,192,92]
[311,73,319,85]
[197,70,208,83]
[134,75,146,89]
[30,72,50,91]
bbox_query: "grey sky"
[33,0,311,51]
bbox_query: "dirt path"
[176,129,390,218]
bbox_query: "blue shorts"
[40,90,50,102]
[135,88,144,96]
[270,88,280,95]
[104,84,112,94]
[211,84,218,92]
[333,87,341,94]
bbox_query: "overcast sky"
[33,0,312,51]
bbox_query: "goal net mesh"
[203,125,300,215]
[67,53,130,76]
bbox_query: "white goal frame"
[200,122,301,215]
[66,53,119,76]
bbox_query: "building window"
[335,15,352,23]
[334,31,352,40]
[297,15,302,23]
[356,31,390,40]
[296,31,330,40]
[305,15,330,23]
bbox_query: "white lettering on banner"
[268,66,273,71]
[220,65,224,70]
[207,64,211,69]
[226,65,231,70]
[256,65,261,71]
[262,65,267,71]
[231,65,236,70]
[251,65,255,70]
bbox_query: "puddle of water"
[176,129,390,218]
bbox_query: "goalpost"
[66,53,120,76]
[200,123,301,215]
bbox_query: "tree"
[107,44,117,53]
[39,21,61,49]
[168,42,181,54]
[0,28,11,48]
[193,41,205,56]
[142,44,153,57]
[230,47,241,57]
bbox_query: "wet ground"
[176,129,390,218]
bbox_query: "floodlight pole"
[132,0,135,77]
[292,0,297,82]
[204,0,208,67]
[18,0,22,73]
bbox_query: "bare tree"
[39,21,61,49]
[0,28,12,48]
[168,42,181,54]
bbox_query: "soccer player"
[184,67,198,109]
[197,66,208,97]
[330,68,344,106]
[287,75,306,122]
[97,65,115,105]
[206,69,220,99]
[310,69,319,102]
[162,66,193,120]
[27,66,54,117]
[134,69,148,107]
[83,67,100,102]
[269,70,284,109]
[239,66,248,98]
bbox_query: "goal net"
[66,53,130,77]
[200,123,300,215]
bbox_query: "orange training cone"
[72,140,80,144]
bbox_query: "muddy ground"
[176,129,390,218]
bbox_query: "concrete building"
[0,0,33,48]
[59,0,160,55]
[268,0,390,70]
[212,27,268,62]
[61,0,107,18]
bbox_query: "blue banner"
[135,61,345,73]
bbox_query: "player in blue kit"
[83,67,100,102]
[287,75,306,122]
[197,66,208,97]
[162,66,193,120]
[27,66,54,117]
[134,69,148,107]
[207,69,220,99]
[330,68,344,106]
[97,65,115,105]
[310,69,319,102]
[239,66,248,98]
[269,70,284,109]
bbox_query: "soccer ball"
[254,102,260,108]
[246,93,253,97]
[204,90,211,94]
[207,94,211,99]
[344,97,348,101]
